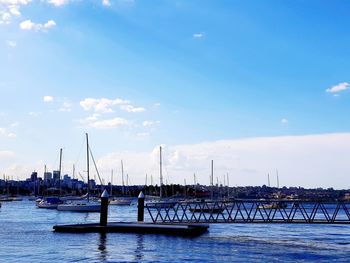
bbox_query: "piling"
[137,191,145,222]
[100,189,109,226]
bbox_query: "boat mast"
[121,160,125,195]
[86,133,90,202]
[110,169,113,196]
[59,148,62,197]
[276,170,279,188]
[159,146,163,199]
[227,172,229,199]
[211,160,214,200]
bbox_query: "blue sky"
[1,0,350,188]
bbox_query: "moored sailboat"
[145,146,176,208]
[57,133,101,212]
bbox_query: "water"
[0,200,350,262]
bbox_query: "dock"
[53,222,209,236]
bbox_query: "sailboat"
[109,164,132,206]
[145,146,176,208]
[57,133,101,212]
[189,160,224,213]
[37,150,64,209]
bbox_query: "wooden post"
[100,189,109,226]
[137,191,145,222]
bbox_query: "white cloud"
[80,98,130,113]
[80,115,128,129]
[326,82,349,93]
[43,95,54,102]
[281,118,288,124]
[80,97,145,114]
[142,120,160,127]
[0,150,15,158]
[59,101,72,112]
[0,127,16,138]
[0,0,31,24]
[94,133,350,189]
[120,104,145,113]
[102,0,110,6]
[6,40,16,47]
[47,0,69,6]
[193,32,205,38]
[10,122,19,127]
[19,19,34,29]
[19,19,56,32]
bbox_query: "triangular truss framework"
[145,200,350,224]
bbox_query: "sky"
[1,0,350,189]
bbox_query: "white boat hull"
[57,202,101,212]
[109,199,132,206]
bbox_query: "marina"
[1,0,350,262]
[1,198,350,262]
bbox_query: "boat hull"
[57,203,101,212]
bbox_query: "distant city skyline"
[1,1,350,188]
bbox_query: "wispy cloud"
[326,82,349,94]
[0,150,15,158]
[142,120,160,127]
[80,98,129,113]
[10,122,19,127]
[136,132,150,138]
[6,40,16,47]
[281,118,288,124]
[0,0,30,24]
[28,111,41,117]
[193,32,205,39]
[43,95,54,102]
[0,127,16,138]
[19,19,56,32]
[80,115,128,129]
[80,97,145,114]
[59,101,72,112]
[120,104,145,113]
[102,0,111,6]
[47,0,69,6]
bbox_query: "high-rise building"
[53,170,60,184]
[44,172,52,182]
[30,171,38,181]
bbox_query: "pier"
[145,199,350,224]
[53,190,209,236]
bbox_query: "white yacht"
[56,133,100,212]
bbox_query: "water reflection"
[134,234,145,261]
[98,233,108,262]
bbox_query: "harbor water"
[0,200,350,262]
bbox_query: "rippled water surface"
[0,200,350,262]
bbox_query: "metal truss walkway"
[145,199,350,224]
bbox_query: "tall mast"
[86,133,90,202]
[227,172,230,199]
[159,146,163,199]
[121,160,125,195]
[110,169,113,196]
[276,170,279,188]
[211,160,214,200]
[59,148,62,197]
